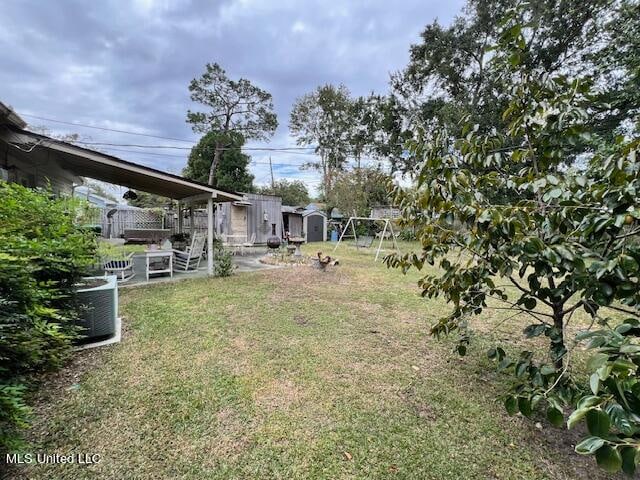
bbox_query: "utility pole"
[269,155,275,189]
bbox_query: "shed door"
[306,215,324,242]
[230,205,248,240]
[289,215,303,237]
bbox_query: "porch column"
[189,207,195,238]
[207,197,214,276]
[177,201,183,234]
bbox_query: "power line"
[23,113,196,143]
[23,113,320,150]
[98,146,320,167]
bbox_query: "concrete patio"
[120,251,279,287]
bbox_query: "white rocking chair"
[173,233,206,272]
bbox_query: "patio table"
[145,250,173,281]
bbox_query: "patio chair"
[239,233,256,256]
[103,251,135,283]
[173,233,206,272]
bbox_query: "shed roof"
[282,205,305,214]
[302,208,327,217]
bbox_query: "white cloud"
[291,20,307,33]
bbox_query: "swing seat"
[355,235,374,248]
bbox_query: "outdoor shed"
[302,207,327,242]
[281,205,304,238]
[216,192,282,245]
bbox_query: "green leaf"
[586,409,610,437]
[523,297,537,310]
[523,323,546,338]
[504,396,518,415]
[607,404,633,435]
[547,407,564,427]
[518,396,532,417]
[515,361,528,378]
[578,395,603,410]
[568,408,589,429]
[620,446,638,476]
[595,445,622,473]
[540,364,556,376]
[590,373,600,395]
[575,436,605,454]
[587,353,609,371]
[620,344,640,354]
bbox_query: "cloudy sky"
[1,0,463,195]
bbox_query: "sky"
[1,0,464,196]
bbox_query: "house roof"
[0,101,27,129]
[0,125,242,203]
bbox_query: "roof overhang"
[0,126,242,203]
[0,102,27,129]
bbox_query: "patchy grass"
[9,242,615,479]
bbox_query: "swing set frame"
[332,216,400,261]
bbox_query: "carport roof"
[1,126,242,203]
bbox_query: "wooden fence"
[99,209,164,238]
[164,210,209,235]
[95,208,213,238]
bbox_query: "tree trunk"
[208,142,222,186]
[552,305,565,370]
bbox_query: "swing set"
[332,216,400,261]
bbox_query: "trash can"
[331,230,338,242]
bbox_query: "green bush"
[213,240,234,277]
[397,228,417,241]
[0,183,96,452]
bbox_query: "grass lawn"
[12,242,616,479]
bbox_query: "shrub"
[213,243,234,277]
[0,183,96,452]
[397,228,417,241]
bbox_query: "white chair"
[173,233,206,272]
[103,252,135,283]
[240,233,256,256]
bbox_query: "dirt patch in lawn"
[254,378,306,411]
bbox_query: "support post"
[189,207,195,238]
[388,220,400,255]
[177,201,183,234]
[351,219,358,248]
[207,197,214,276]
[333,217,352,252]
[375,220,388,261]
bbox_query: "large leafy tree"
[183,131,254,193]
[385,0,613,174]
[289,84,352,196]
[387,7,640,474]
[327,167,392,218]
[186,63,277,185]
[257,179,310,206]
[588,0,640,139]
